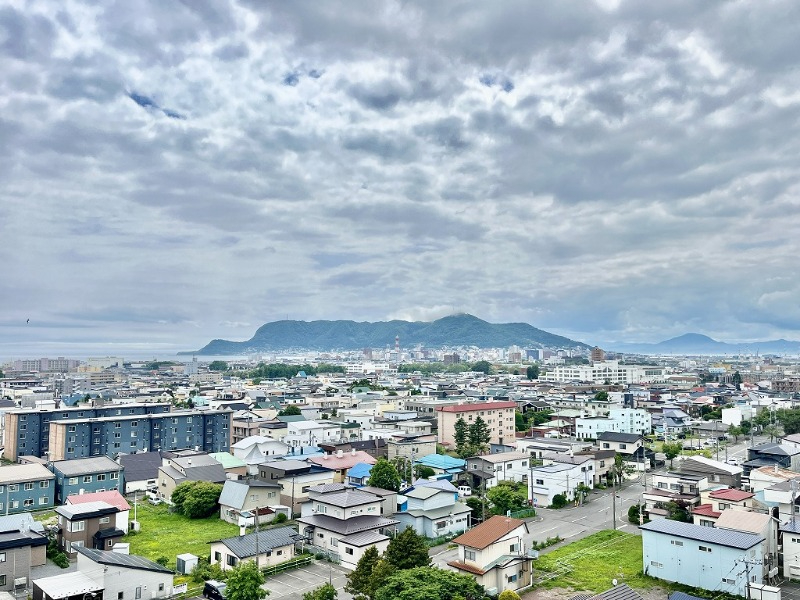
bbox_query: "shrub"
[52,552,70,568]
[156,556,170,567]
[550,494,568,509]
[273,512,288,524]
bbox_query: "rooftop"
[452,515,527,550]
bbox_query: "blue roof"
[416,454,465,470]
[347,462,374,479]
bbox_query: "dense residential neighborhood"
[3,350,800,599]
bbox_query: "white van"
[458,486,472,497]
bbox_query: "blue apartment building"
[47,409,232,460]
[49,456,124,503]
[4,403,172,461]
[0,463,56,514]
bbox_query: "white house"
[284,421,342,448]
[529,462,591,507]
[447,515,532,595]
[210,526,302,571]
[467,452,531,489]
[607,408,652,436]
[394,480,471,538]
[575,416,619,440]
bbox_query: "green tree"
[486,481,527,515]
[727,424,743,442]
[471,360,492,375]
[780,410,800,435]
[384,527,431,571]
[526,365,539,380]
[665,500,692,523]
[627,504,649,525]
[763,424,781,443]
[345,546,380,600]
[465,496,483,523]
[171,481,223,518]
[531,409,554,426]
[454,417,468,457]
[468,417,490,455]
[367,458,401,492]
[209,360,229,372]
[550,493,568,509]
[662,442,683,469]
[498,591,522,600]
[608,453,636,486]
[303,583,337,600]
[374,567,485,600]
[732,371,743,389]
[225,560,267,600]
[594,390,609,402]
[740,420,753,435]
[514,411,527,432]
[366,559,396,600]
[278,405,302,416]
[415,465,435,480]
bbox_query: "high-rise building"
[591,347,605,363]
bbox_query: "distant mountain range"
[607,333,800,356]
[183,314,592,355]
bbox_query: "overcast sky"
[2,0,800,358]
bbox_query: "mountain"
[183,314,591,355]
[607,333,800,356]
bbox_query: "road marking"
[539,526,560,534]
[572,515,587,522]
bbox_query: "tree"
[499,591,522,600]
[346,546,380,600]
[732,370,743,389]
[550,493,568,509]
[367,458,401,492]
[515,411,527,432]
[384,527,430,571]
[471,360,492,374]
[209,360,229,372]
[665,500,692,523]
[468,416,491,455]
[486,481,527,515]
[225,561,267,600]
[608,453,636,486]
[727,424,744,442]
[171,481,223,518]
[278,404,302,416]
[454,418,469,457]
[594,390,609,402]
[415,465,435,480]
[374,567,485,600]
[781,410,800,435]
[763,424,781,443]
[303,583,337,600]
[526,365,539,380]
[662,442,683,469]
[628,504,649,525]
[465,496,483,523]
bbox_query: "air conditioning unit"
[14,577,27,588]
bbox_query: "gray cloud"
[1,0,800,356]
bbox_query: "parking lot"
[262,560,353,600]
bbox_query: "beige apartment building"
[436,401,517,448]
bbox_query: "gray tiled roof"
[119,451,163,482]
[640,518,764,549]
[313,490,380,508]
[74,546,173,574]
[297,514,398,535]
[219,480,280,510]
[216,526,302,558]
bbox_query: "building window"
[699,546,712,553]
[39,497,48,505]
[8,484,18,492]
[135,587,142,599]
[110,473,119,480]
[40,481,49,488]
[0,575,5,587]
[718,503,730,510]
[71,520,85,532]
[535,479,544,485]
[118,592,124,600]
[650,561,663,568]
[83,476,93,483]
[159,584,165,592]
[345,547,354,555]
[24,482,34,491]
[100,517,110,524]
[0,553,5,563]
[227,555,237,567]
[465,549,476,561]
[671,540,683,546]
[23,499,33,507]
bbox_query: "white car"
[726,458,740,466]
[458,486,472,497]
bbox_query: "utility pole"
[738,557,763,600]
[611,472,617,530]
[254,506,260,569]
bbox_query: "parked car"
[726,458,740,466]
[147,496,162,506]
[458,485,472,497]
[203,580,227,600]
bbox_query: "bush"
[550,494,568,509]
[273,512,288,524]
[156,556,170,567]
[52,552,70,568]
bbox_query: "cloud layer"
[2,0,800,355]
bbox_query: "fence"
[262,554,313,578]
[509,508,537,519]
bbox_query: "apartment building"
[542,361,666,385]
[436,401,516,448]
[4,403,172,461]
[0,464,55,514]
[50,457,124,503]
[45,409,231,461]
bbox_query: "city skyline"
[3,1,800,356]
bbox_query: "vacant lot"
[124,501,239,566]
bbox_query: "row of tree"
[453,416,491,458]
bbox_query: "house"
[217,480,283,524]
[0,514,48,592]
[66,490,131,533]
[346,463,373,487]
[643,472,706,518]
[596,432,644,459]
[779,521,800,579]
[210,526,303,571]
[209,452,248,479]
[307,450,377,483]
[447,515,532,595]
[297,484,398,570]
[641,518,764,597]
[32,547,174,600]
[529,461,593,507]
[55,501,124,556]
[749,465,799,493]
[573,450,615,486]
[231,436,289,475]
[356,486,397,517]
[744,442,800,475]
[118,451,163,494]
[50,456,124,503]
[414,454,466,480]
[516,438,592,460]
[715,510,778,566]
[0,464,55,514]
[394,480,471,538]
[284,421,341,449]
[679,456,742,489]
[257,460,335,514]
[466,452,530,490]
[701,488,754,513]
[157,454,227,502]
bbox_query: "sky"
[2,0,800,358]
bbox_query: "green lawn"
[535,530,654,592]
[124,501,239,566]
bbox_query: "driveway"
[262,560,353,600]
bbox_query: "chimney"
[337,450,343,458]
[239,525,246,536]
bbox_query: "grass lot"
[124,501,239,566]
[535,530,653,592]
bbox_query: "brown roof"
[452,515,527,550]
[437,401,516,413]
[447,560,487,575]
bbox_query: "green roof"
[209,452,246,469]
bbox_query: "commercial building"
[436,401,516,448]
[542,361,666,385]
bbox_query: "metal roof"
[215,526,302,558]
[51,456,122,476]
[74,546,173,574]
[640,518,764,549]
[0,463,55,484]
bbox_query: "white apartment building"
[541,360,667,385]
[283,421,342,448]
[608,408,652,436]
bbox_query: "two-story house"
[55,501,123,556]
[257,459,335,515]
[307,450,377,484]
[744,442,800,476]
[0,514,48,592]
[231,436,289,475]
[297,484,398,569]
[394,480,471,538]
[447,515,532,595]
[641,518,764,597]
[596,432,644,460]
[50,456,123,503]
[644,472,706,518]
[218,480,284,524]
[529,459,593,507]
[679,456,742,489]
[466,452,530,490]
[0,464,55,514]
[157,454,227,502]
[66,490,131,534]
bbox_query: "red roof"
[692,504,721,518]
[66,490,130,511]
[437,401,517,413]
[709,488,754,502]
